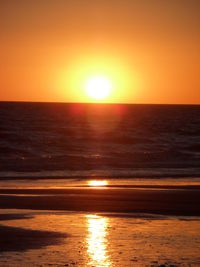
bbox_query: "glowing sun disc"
[85,76,112,100]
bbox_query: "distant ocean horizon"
[0,102,200,179]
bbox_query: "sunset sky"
[0,0,199,104]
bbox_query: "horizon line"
[0,100,200,106]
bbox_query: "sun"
[85,76,112,101]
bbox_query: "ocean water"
[0,102,200,179]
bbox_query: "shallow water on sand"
[1,177,200,189]
[0,210,200,266]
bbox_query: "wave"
[0,102,200,178]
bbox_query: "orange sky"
[0,0,199,104]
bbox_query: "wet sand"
[0,225,67,253]
[0,186,200,215]
[0,179,200,266]
[0,210,200,266]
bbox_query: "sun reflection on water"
[86,214,111,267]
[88,180,108,187]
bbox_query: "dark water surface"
[0,102,200,178]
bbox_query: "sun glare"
[88,180,108,187]
[86,214,111,266]
[85,76,112,101]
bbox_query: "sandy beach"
[0,178,200,266]
[0,209,200,266]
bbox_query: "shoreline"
[1,187,200,216]
[1,175,200,180]
[1,184,200,190]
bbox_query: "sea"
[1,102,200,267]
[0,102,200,179]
